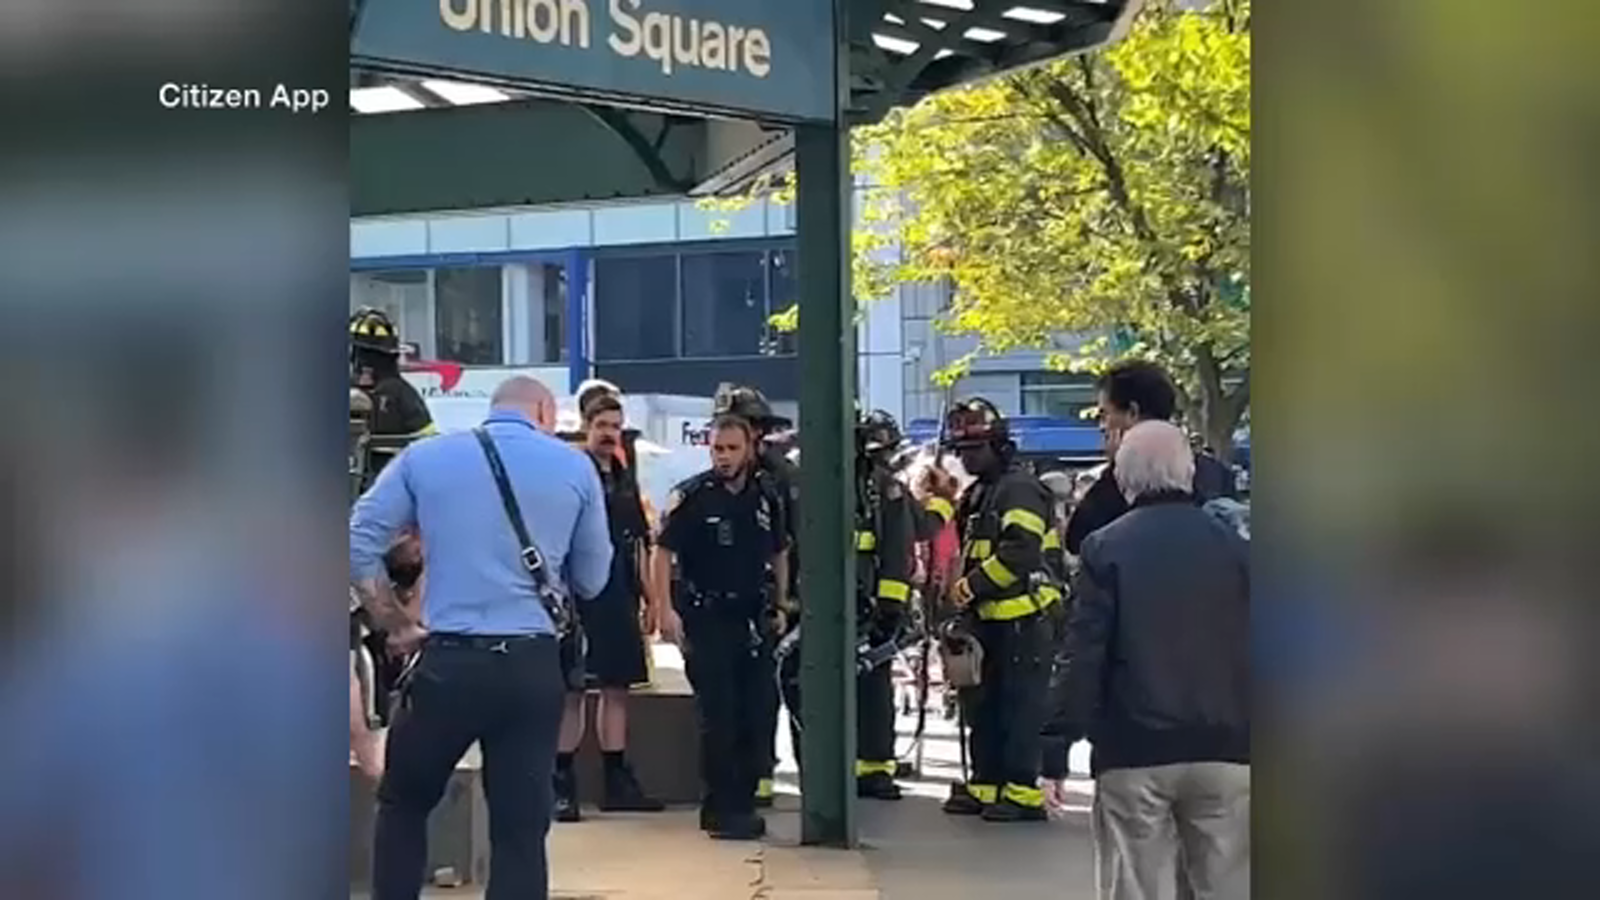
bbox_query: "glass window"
[763,249,799,357]
[594,255,678,361]
[541,264,568,363]
[434,266,503,365]
[681,250,766,357]
[1020,372,1098,421]
[350,269,433,358]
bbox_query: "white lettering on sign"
[439,0,773,80]
[440,0,591,48]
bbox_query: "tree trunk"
[1192,344,1242,464]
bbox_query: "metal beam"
[796,0,858,851]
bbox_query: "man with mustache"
[551,390,666,820]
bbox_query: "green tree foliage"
[710,0,1250,456]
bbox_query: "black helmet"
[349,307,401,355]
[712,383,792,430]
[943,397,1010,450]
[857,409,904,455]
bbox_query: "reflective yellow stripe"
[1042,530,1061,550]
[1003,783,1044,808]
[966,539,992,559]
[856,760,897,777]
[968,783,998,804]
[926,497,954,522]
[414,423,439,437]
[980,556,1018,589]
[1002,508,1048,537]
[756,778,774,799]
[855,531,877,551]
[975,587,1060,621]
[877,579,911,602]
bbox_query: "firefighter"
[349,307,436,480]
[928,398,1064,823]
[854,410,916,800]
[348,307,436,739]
[711,383,796,808]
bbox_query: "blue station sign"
[354,0,837,122]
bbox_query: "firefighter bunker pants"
[958,612,1052,808]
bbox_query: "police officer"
[652,414,789,840]
[926,398,1065,823]
[350,307,436,479]
[854,410,916,800]
[711,383,796,808]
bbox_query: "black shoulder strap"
[472,426,574,635]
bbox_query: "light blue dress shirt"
[349,409,613,636]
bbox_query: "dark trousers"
[959,613,1051,802]
[681,610,771,818]
[373,636,565,900]
[856,658,897,774]
[756,638,783,784]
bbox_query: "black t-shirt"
[596,456,650,595]
[659,472,783,603]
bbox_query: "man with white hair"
[1042,420,1251,900]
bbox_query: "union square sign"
[353,0,837,122]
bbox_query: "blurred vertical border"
[0,1,349,898]
[1257,1,1600,898]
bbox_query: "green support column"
[795,119,857,849]
[795,0,855,847]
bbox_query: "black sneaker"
[856,773,904,801]
[553,768,581,823]
[981,798,1048,823]
[941,784,984,817]
[709,812,767,841]
[600,763,666,813]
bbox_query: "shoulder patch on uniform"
[885,480,904,501]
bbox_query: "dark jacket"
[1063,451,1236,555]
[1042,491,1250,778]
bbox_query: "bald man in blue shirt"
[350,375,612,900]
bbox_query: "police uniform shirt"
[659,473,783,605]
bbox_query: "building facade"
[350,195,1094,427]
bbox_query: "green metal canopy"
[349,0,1141,215]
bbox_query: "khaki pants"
[1093,762,1250,900]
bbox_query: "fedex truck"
[399,362,715,512]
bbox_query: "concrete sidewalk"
[380,778,1098,900]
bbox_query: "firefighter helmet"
[942,397,1010,450]
[349,307,401,355]
[712,383,792,430]
[857,409,904,455]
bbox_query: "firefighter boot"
[857,772,905,801]
[981,785,1048,823]
[941,782,988,816]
